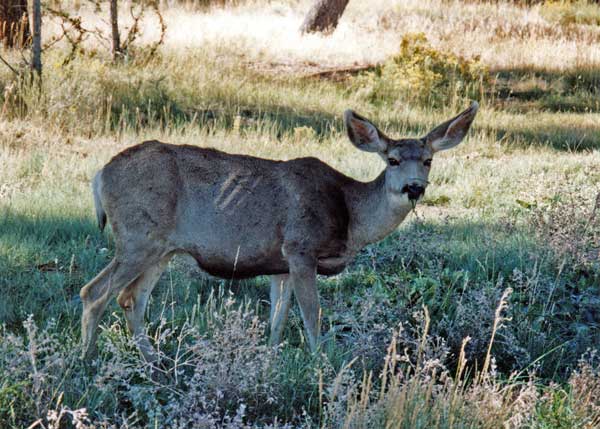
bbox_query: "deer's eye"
[424,159,432,167]
[388,158,400,166]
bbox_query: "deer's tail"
[92,170,107,232]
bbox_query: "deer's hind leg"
[117,255,172,363]
[80,259,118,359]
[80,247,165,360]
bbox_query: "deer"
[80,102,478,362]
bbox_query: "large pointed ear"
[344,110,389,153]
[425,101,479,153]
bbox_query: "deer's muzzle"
[402,183,425,201]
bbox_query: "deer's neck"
[345,172,412,250]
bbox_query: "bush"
[321,304,540,429]
[352,33,487,108]
[0,296,290,428]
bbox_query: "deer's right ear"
[344,110,388,153]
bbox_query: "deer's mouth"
[401,183,426,201]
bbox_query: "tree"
[110,0,122,61]
[300,0,349,35]
[29,0,41,77]
[0,0,29,48]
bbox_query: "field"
[1,0,600,427]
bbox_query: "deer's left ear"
[426,101,478,153]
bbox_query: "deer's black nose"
[402,183,425,201]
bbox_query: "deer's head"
[344,102,478,208]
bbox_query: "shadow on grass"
[0,209,105,329]
[492,65,600,94]
[487,122,600,151]
[0,208,261,332]
[2,203,597,321]
[94,62,600,151]
[109,89,340,140]
[191,101,600,152]
[344,216,600,378]
[489,65,600,115]
[396,111,600,151]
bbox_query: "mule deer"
[80,102,478,361]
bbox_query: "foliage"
[352,33,487,107]
[44,0,167,65]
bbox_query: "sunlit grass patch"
[541,0,600,26]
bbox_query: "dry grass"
[44,0,600,72]
[148,0,600,71]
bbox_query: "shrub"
[1,296,290,428]
[0,317,83,428]
[352,33,487,108]
[530,190,600,272]
[321,303,540,429]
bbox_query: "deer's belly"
[187,245,355,278]
[316,253,356,276]
[189,247,289,279]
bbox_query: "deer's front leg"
[269,274,292,346]
[287,256,320,352]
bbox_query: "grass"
[1,0,600,427]
[541,0,600,26]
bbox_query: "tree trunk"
[29,0,41,77]
[0,0,29,48]
[300,0,349,35]
[110,0,122,60]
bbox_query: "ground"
[0,0,599,427]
